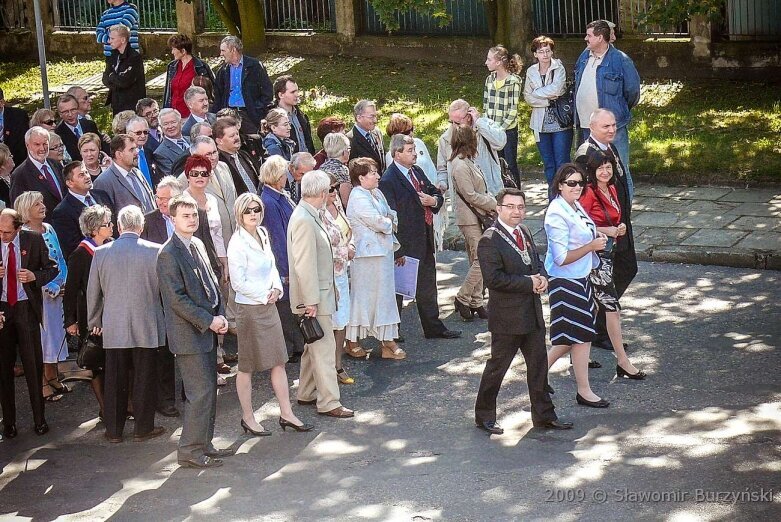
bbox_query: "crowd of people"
[0,10,648,459]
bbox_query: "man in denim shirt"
[573,20,640,200]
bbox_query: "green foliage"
[638,0,725,30]
[371,0,452,32]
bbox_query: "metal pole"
[33,0,51,109]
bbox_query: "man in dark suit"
[157,195,234,468]
[153,109,190,178]
[9,127,65,218]
[0,88,30,168]
[214,117,259,196]
[136,98,162,151]
[273,75,315,154]
[55,94,102,161]
[474,188,572,434]
[347,99,385,172]
[181,86,217,137]
[213,36,273,135]
[0,209,58,438]
[379,134,460,340]
[102,24,146,115]
[142,176,221,418]
[286,152,315,204]
[50,161,112,259]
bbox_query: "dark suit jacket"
[55,118,101,161]
[146,129,162,152]
[138,144,161,188]
[213,55,273,126]
[153,137,189,177]
[63,241,94,335]
[1,230,58,324]
[102,46,147,114]
[9,157,65,218]
[0,178,10,208]
[477,224,546,335]
[50,190,112,259]
[141,208,221,278]
[2,106,30,168]
[181,113,216,137]
[283,106,315,154]
[379,162,443,261]
[348,126,385,171]
[218,149,259,196]
[157,234,224,355]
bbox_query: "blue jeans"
[538,129,573,199]
[500,127,520,188]
[578,126,634,201]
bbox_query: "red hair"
[184,154,211,176]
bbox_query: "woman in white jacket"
[523,36,573,196]
[228,193,313,435]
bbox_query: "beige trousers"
[297,314,342,412]
[456,224,485,308]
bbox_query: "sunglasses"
[131,130,149,136]
[42,119,56,126]
[187,170,210,178]
[562,179,587,187]
[328,185,339,193]
[243,206,262,215]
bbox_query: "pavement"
[444,179,781,271]
[0,252,779,520]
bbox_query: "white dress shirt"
[227,226,283,305]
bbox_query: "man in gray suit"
[153,108,190,176]
[181,86,216,137]
[288,170,353,418]
[94,134,157,214]
[87,205,167,443]
[157,194,234,469]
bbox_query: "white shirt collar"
[590,137,610,151]
[68,190,90,204]
[497,216,521,238]
[114,163,130,177]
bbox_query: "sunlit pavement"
[0,252,779,520]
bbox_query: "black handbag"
[77,333,104,370]
[296,305,324,344]
[481,136,519,189]
[548,71,574,128]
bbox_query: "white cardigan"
[544,196,599,279]
[523,58,568,141]
[227,226,283,305]
[347,186,399,258]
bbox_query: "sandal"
[48,378,71,394]
[337,368,355,385]
[43,384,64,402]
[344,341,368,359]
[381,341,406,360]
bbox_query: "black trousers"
[396,228,446,337]
[157,344,176,409]
[0,301,45,427]
[104,347,158,437]
[277,300,304,355]
[475,328,556,426]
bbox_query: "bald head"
[589,109,617,144]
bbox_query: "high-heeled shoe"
[575,393,610,408]
[241,419,271,437]
[34,422,49,435]
[279,417,314,432]
[616,365,646,380]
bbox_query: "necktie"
[127,171,153,212]
[513,229,526,250]
[190,243,218,307]
[41,164,62,199]
[232,154,257,194]
[368,132,385,170]
[6,242,18,306]
[73,126,81,138]
[409,168,433,226]
[84,194,95,206]
[176,138,188,151]
[137,149,152,186]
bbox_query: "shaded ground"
[0,253,779,520]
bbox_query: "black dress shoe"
[34,422,49,435]
[297,398,317,406]
[545,383,555,395]
[575,393,610,408]
[157,405,180,417]
[588,360,602,369]
[534,419,574,430]
[3,424,17,439]
[205,447,235,458]
[178,455,223,469]
[476,420,504,435]
[425,329,462,339]
[453,298,474,322]
[472,305,489,319]
[616,365,646,380]
[134,426,166,442]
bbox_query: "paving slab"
[735,231,781,251]
[632,211,679,227]
[725,202,781,217]
[726,216,781,231]
[717,189,781,203]
[634,226,698,244]
[633,184,684,198]
[631,196,687,213]
[675,212,740,229]
[674,187,734,200]
[681,229,748,247]
[681,200,740,213]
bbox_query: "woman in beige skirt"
[227,193,313,435]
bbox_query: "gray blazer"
[154,137,189,176]
[86,233,166,349]
[157,234,225,355]
[94,163,156,214]
[182,113,216,137]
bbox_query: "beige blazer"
[450,156,497,226]
[287,200,336,316]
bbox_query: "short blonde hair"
[323,132,350,159]
[112,110,136,134]
[14,190,44,223]
[259,155,289,186]
[233,192,264,226]
[385,113,413,136]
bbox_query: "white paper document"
[394,256,419,300]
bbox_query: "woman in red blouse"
[162,34,215,118]
[579,151,645,380]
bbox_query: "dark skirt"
[548,276,597,345]
[589,253,621,312]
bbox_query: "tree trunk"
[209,0,240,35]
[237,0,266,52]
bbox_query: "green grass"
[2,54,779,184]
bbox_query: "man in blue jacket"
[573,19,640,200]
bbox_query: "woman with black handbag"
[579,152,645,380]
[64,205,114,419]
[449,124,497,322]
[523,36,574,198]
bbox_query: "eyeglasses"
[243,206,262,215]
[131,130,149,136]
[562,179,587,187]
[328,185,339,193]
[100,222,114,228]
[51,144,66,151]
[42,119,56,126]
[187,170,210,178]
[500,204,526,211]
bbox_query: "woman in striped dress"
[544,164,609,408]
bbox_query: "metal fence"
[625,0,689,37]
[54,0,177,31]
[726,0,781,40]
[362,0,489,36]
[204,0,335,33]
